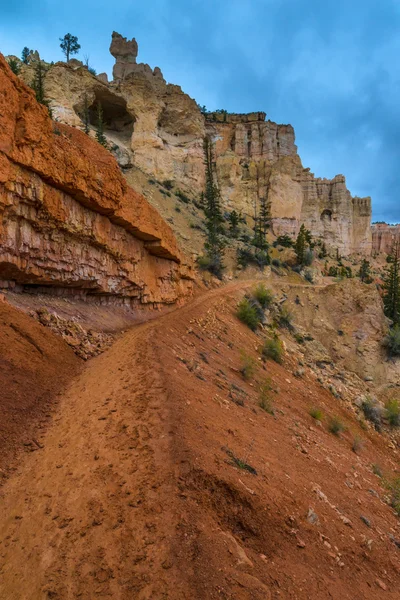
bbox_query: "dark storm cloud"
[1,0,399,220]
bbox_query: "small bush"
[328,416,345,436]
[309,407,323,421]
[274,235,293,248]
[328,266,338,277]
[385,399,400,427]
[259,378,274,414]
[239,351,256,380]
[272,258,281,267]
[162,179,174,190]
[352,436,363,454]
[176,190,190,204]
[174,205,181,212]
[292,265,302,274]
[148,178,156,185]
[362,397,382,431]
[384,325,400,357]
[253,284,273,309]
[226,449,257,475]
[262,335,284,363]
[304,269,314,284]
[197,255,224,279]
[277,305,293,329]
[372,463,383,477]
[237,298,260,331]
[303,249,314,266]
[387,477,400,516]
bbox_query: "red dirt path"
[0,282,400,599]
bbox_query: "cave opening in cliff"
[86,89,135,142]
[321,209,333,222]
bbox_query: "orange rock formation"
[0,55,194,306]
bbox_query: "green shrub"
[385,399,400,427]
[239,351,256,380]
[162,179,174,190]
[176,190,190,204]
[237,298,260,331]
[262,335,284,363]
[277,305,293,329]
[328,266,338,277]
[309,407,323,421]
[272,258,281,267]
[384,325,400,356]
[7,58,20,75]
[274,234,293,248]
[253,284,273,309]
[259,378,274,414]
[328,416,345,436]
[303,249,314,266]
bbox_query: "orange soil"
[0,282,400,599]
[0,299,80,478]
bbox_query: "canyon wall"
[207,112,372,255]
[0,55,194,306]
[7,32,373,256]
[371,223,400,255]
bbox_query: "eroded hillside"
[0,280,400,599]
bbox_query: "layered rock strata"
[0,55,193,306]
[371,223,400,255]
[7,32,373,256]
[206,112,372,255]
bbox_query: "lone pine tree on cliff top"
[60,34,81,62]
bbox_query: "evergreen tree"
[59,33,81,62]
[201,136,225,277]
[259,194,271,239]
[7,58,20,75]
[295,224,307,265]
[228,210,240,237]
[83,93,90,134]
[359,259,371,283]
[21,47,31,64]
[383,243,400,325]
[95,102,107,146]
[31,61,52,116]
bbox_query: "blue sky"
[1,0,400,222]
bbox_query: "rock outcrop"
[0,55,193,306]
[371,223,400,255]
[207,112,372,255]
[7,33,373,256]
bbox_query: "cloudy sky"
[2,0,400,222]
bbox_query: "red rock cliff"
[0,55,194,306]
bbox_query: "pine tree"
[31,60,52,116]
[383,243,400,325]
[21,47,31,64]
[228,210,240,237]
[295,224,307,265]
[83,93,90,134]
[359,259,371,283]
[201,136,225,277]
[59,33,81,62]
[7,58,20,75]
[95,102,107,146]
[32,60,45,104]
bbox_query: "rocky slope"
[8,32,373,257]
[0,55,194,307]
[372,223,400,255]
[1,280,400,599]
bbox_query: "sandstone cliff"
[7,32,373,256]
[206,112,372,255]
[371,223,400,255]
[0,55,193,306]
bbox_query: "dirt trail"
[1,280,400,599]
